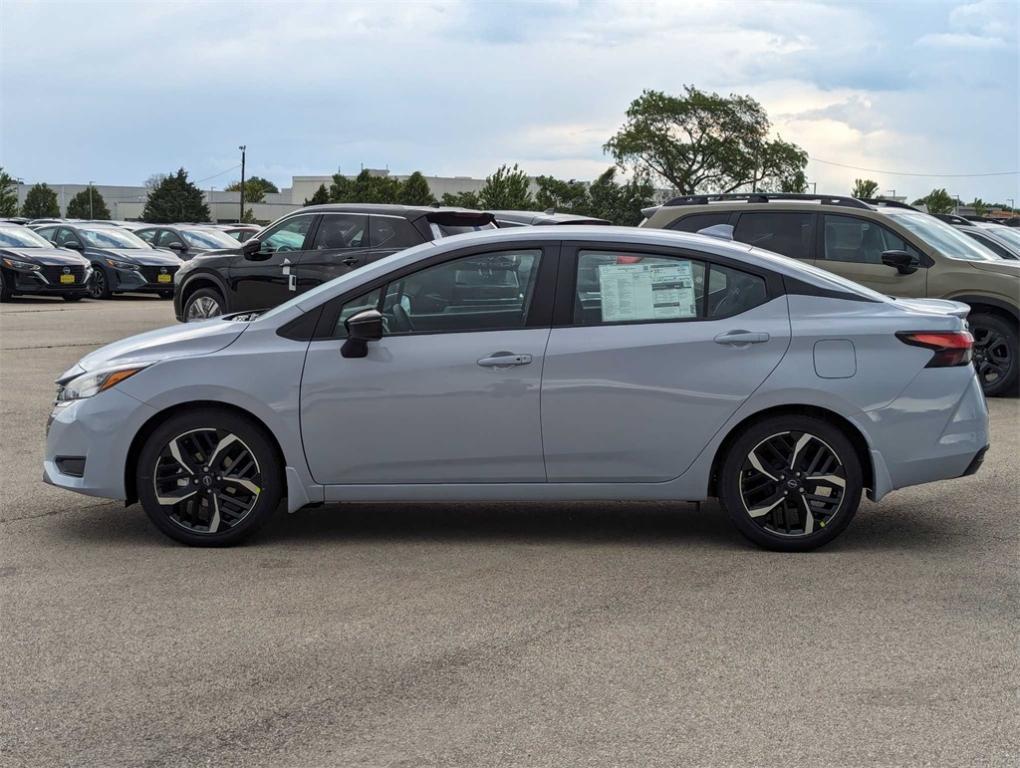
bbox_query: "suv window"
[734,212,814,259]
[574,250,705,325]
[260,215,315,253]
[821,214,920,264]
[312,214,368,250]
[370,216,422,249]
[334,249,542,336]
[669,212,733,233]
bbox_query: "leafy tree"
[226,176,278,204]
[399,171,436,205]
[605,86,808,195]
[970,198,988,217]
[329,169,402,204]
[479,164,534,210]
[851,179,879,199]
[142,168,210,223]
[0,168,19,216]
[440,190,482,208]
[21,183,60,218]
[535,176,591,214]
[304,183,330,206]
[66,186,111,219]
[912,188,955,215]
[587,167,656,226]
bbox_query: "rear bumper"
[863,371,989,501]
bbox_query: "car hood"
[969,260,1020,278]
[0,247,89,266]
[90,248,183,266]
[66,317,248,377]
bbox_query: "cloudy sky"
[2,0,1017,202]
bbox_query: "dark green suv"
[642,194,1020,396]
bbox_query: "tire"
[969,313,1018,397]
[88,264,113,299]
[62,294,84,302]
[183,287,225,321]
[136,408,283,546]
[717,415,863,552]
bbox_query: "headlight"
[55,363,150,402]
[104,257,140,271]
[2,257,41,271]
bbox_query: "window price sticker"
[598,262,697,322]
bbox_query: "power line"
[810,157,1018,178]
[192,164,242,185]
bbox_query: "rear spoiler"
[424,210,496,227]
[641,206,661,219]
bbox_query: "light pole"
[88,181,94,218]
[238,145,246,222]
[1008,198,1015,213]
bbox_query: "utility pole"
[88,181,94,218]
[238,144,246,222]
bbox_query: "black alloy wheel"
[969,313,1018,397]
[136,409,282,546]
[719,415,862,551]
[88,265,112,299]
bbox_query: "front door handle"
[341,256,359,266]
[714,330,769,345]
[477,351,533,368]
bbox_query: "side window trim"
[310,242,560,340]
[555,241,783,328]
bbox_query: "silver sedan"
[43,227,988,550]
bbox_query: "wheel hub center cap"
[201,475,213,488]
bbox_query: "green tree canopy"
[329,169,402,204]
[304,183,330,206]
[399,171,436,205]
[66,186,111,219]
[912,188,956,215]
[440,190,482,208]
[0,168,19,216]
[605,86,808,195]
[535,176,591,215]
[226,176,278,204]
[970,198,988,217]
[852,179,879,199]
[587,167,656,226]
[21,183,60,218]
[479,164,534,210]
[142,168,210,223]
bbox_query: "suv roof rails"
[861,198,918,211]
[661,192,872,210]
[933,213,974,226]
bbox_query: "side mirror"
[61,241,83,251]
[341,309,383,358]
[881,250,918,275]
[242,238,270,261]
[166,241,186,252]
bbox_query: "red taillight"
[897,331,974,367]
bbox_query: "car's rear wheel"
[136,408,283,546]
[969,313,1018,397]
[184,288,224,321]
[88,264,112,299]
[718,415,862,551]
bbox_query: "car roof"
[299,203,487,219]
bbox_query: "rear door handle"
[341,256,359,266]
[477,351,533,368]
[714,330,770,345]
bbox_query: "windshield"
[984,226,1020,250]
[0,227,52,248]
[79,228,150,249]
[181,229,239,249]
[883,211,999,261]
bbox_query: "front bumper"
[3,264,92,295]
[43,388,157,501]
[108,265,177,294]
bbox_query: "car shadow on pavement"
[49,498,971,553]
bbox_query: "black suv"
[173,204,496,321]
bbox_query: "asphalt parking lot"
[1,296,1018,768]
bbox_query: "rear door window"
[669,212,733,232]
[369,216,422,249]
[733,212,815,259]
[311,214,368,250]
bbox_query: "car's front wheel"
[88,264,112,299]
[183,288,225,321]
[718,415,862,551]
[969,313,1018,397]
[136,408,283,546]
